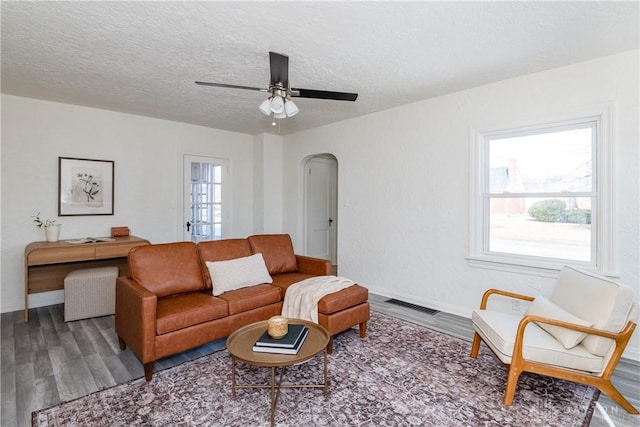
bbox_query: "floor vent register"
[385,298,440,315]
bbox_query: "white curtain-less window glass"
[486,123,595,263]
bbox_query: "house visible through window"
[470,116,609,272]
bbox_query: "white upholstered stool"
[64,266,119,322]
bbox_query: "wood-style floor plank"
[51,354,98,402]
[14,363,36,427]
[84,353,117,390]
[0,315,17,426]
[1,299,638,427]
[33,349,53,379]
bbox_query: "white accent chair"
[471,265,638,414]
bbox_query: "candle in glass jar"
[267,316,288,339]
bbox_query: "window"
[470,116,612,274]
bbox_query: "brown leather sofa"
[115,234,370,380]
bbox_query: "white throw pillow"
[525,296,592,349]
[206,253,273,296]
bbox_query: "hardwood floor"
[2,296,638,426]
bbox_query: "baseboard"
[368,286,471,319]
[1,290,65,314]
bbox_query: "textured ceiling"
[2,1,638,135]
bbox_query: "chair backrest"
[550,266,636,356]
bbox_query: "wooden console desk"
[24,236,150,322]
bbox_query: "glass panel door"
[183,155,227,242]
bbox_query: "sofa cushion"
[129,242,205,297]
[197,239,253,287]
[525,296,592,349]
[472,309,604,373]
[206,253,273,296]
[156,292,228,335]
[248,234,298,274]
[270,272,318,292]
[317,284,369,315]
[550,266,635,356]
[216,284,282,315]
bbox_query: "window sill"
[465,255,615,279]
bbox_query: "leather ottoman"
[317,284,370,353]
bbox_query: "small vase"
[267,316,288,339]
[44,224,61,242]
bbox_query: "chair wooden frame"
[470,288,639,414]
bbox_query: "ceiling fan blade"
[269,52,289,88]
[195,81,267,92]
[291,88,358,102]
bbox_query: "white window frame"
[468,111,615,277]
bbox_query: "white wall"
[1,95,256,312]
[282,51,640,360]
[252,133,284,234]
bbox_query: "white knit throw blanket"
[281,275,355,323]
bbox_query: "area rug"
[33,311,598,426]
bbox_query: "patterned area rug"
[33,312,598,426]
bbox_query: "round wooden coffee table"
[226,319,330,426]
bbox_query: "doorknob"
[328,218,333,226]
[186,221,191,232]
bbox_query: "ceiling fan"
[195,52,358,121]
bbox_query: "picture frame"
[58,157,114,216]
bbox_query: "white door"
[182,155,228,242]
[304,156,337,264]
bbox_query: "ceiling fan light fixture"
[284,99,299,117]
[197,51,358,127]
[258,98,272,115]
[270,95,285,114]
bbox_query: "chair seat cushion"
[157,292,228,335]
[472,309,604,373]
[217,284,282,315]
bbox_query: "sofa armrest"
[115,276,158,363]
[479,288,535,310]
[296,255,332,276]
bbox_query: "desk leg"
[24,264,29,323]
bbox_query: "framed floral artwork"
[58,157,114,216]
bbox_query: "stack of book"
[252,324,308,354]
